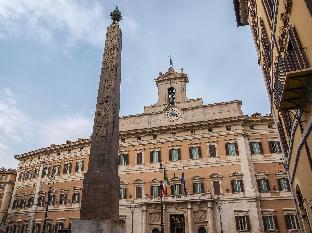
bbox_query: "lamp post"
[216,196,223,233]
[159,163,165,233]
[128,200,139,233]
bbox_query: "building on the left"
[0,168,16,229]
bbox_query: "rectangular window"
[59,193,67,205]
[278,178,290,191]
[169,149,180,162]
[257,179,270,193]
[193,183,204,194]
[189,146,201,160]
[42,166,49,178]
[231,180,244,193]
[119,187,127,199]
[75,160,84,173]
[263,215,278,231]
[150,150,161,163]
[250,142,263,155]
[235,215,250,231]
[63,163,72,175]
[52,165,60,176]
[226,143,239,156]
[171,184,181,196]
[213,181,221,195]
[209,145,216,157]
[151,186,160,198]
[268,141,282,153]
[137,152,143,165]
[119,154,129,166]
[285,214,300,230]
[135,186,142,199]
[33,224,41,233]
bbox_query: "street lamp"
[127,200,139,233]
[216,195,223,233]
[159,163,165,233]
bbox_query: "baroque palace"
[4,66,300,233]
[233,0,312,232]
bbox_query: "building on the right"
[233,0,312,232]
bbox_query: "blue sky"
[0,0,270,168]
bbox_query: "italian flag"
[162,168,170,196]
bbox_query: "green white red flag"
[162,168,170,196]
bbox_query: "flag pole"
[160,180,164,233]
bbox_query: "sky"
[0,0,270,168]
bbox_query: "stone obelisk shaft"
[80,22,122,221]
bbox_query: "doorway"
[170,215,185,233]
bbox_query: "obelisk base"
[72,219,125,233]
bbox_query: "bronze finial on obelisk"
[72,6,124,233]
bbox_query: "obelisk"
[72,7,124,233]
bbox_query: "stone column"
[207,202,215,233]
[187,202,193,233]
[141,205,147,233]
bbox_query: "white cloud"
[0,0,109,46]
[0,88,92,168]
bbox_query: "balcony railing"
[274,49,311,110]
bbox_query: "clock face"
[165,108,181,121]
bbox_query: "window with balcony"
[268,141,281,153]
[119,187,127,199]
[135,186,143,199]
[193,182,204,194]
[263,215,278,231]
[285,214,300,230]
[226,142,239,156]
[171,184,182,196]
[189,146,201,160]
[119,154,129,166]
[257,179,270,193]
[249,142,263,155]
[235,214,251,231]
[213,181,221,195]
[151,185,160,198]
[150,150,161,163]
[208,144,217,157]
[169,148,180,162]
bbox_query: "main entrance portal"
[170,215,185,233]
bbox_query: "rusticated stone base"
[72,219,125,233]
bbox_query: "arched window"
[168,87,176,106]
[198,227,207,233]
[152,228,160,233]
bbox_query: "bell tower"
[155,67,189,106]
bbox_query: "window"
[226,142,239,156]
[150,150,161,163]
[20,198,26,209]
[27,197,34,208]
[189,146,201,160]
[46,223,52,233]
[152,228,160,233]
[151,186,160,198]
[42,166,49,178]
[168,87,176,106]
[59,192,68,205]
[231,179,244,193]
[226,125,231,131]
[52,165,60,176]
[55,222,64,233]
[191,130,196,135]
[263,215,278,231]
[250,142,263,155]
[137,152,143,165]
[208,127,213,132]
[75,160,84,173]
[33,224,41,233]
[209,145,217,157]
[285,214,300,230]
[135,186,143,199]
[278,178,290,191]
[119,187,127,199]
[63,163,72,175]
[171,184,181,196]
[37,196,45,207]
[235,215,251,231]
[198,227,206,233]
[213,181,221,195]
[121,138,125,143]
[153,135,157,139]
[119,154,129,166]
[72,192,80,204]
[193,182,204,194]
[268,141,281,153]
[48,193,56,206]
[137,136,141,141]
[169,148,180,162]
[257,179,270,193]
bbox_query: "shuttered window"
[268,141,282,153]
[137,152,143,165]
[284,215,300,229]
[119,187,127,199]
[189,146,201,160]
[169,148,181,161]
[231,179,244,193]
[235,215,251,231]
[263,215,279,230]
[257,179,270,192]
[249,142,263,155]
[225,142,239,156]
[135,186,143,199]
[119,154,129,165]
[150,150,161,163]
[278,178,290,191]
[193,182,204,194]
[213,181,221,195]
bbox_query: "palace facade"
[233,1,312,232]
[6,67,299,233]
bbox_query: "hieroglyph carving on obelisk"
[80,7,122,222]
